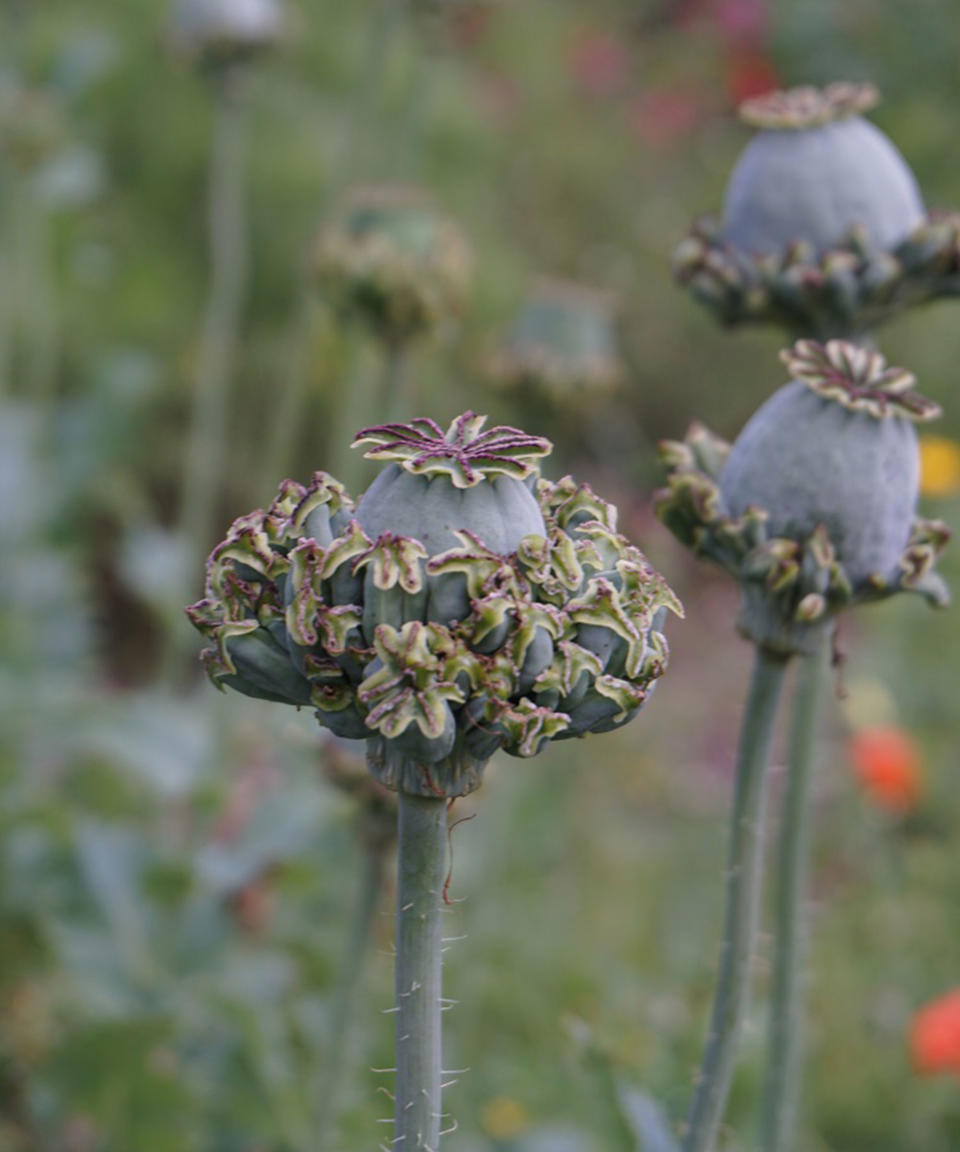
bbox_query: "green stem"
[682,646,789,1152]
[258,284,317,498]
[759,638,826,1152]
[382,340,410,422]
[330,332,374,491]
[168,68,248,680]
[179,70,247,597]
[394,791,447,1150]
[315,833,389,1146]
[0,174,11,398]
[13,172,58,409]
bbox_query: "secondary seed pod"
[0,84,64,173]
[656,340,949,655]
[673,84,960,341]
[188,413,680,796]
[314,186,472,348]
[169,0,284,66]
[724,83,924,256]
[488,279,623,398]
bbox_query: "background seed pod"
[169,0,284,66]
[488,278,623,399]
[313,186,472,347]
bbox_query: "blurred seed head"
[168,0,284,68]
[313,185,472,348]
[488,278,623,399]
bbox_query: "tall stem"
[315,833,389,1146]
[179,69,247,599]
[682,646,789,1152]
[0,172,11,398]
[12,173,57,409]
[394,791,446,1150]
[258,284,317,498]
[330,332,374,491]
[759,638,826,1152]
[382,340,410,422]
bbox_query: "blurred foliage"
[2,0,960,1149]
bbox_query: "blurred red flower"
[911,989,960,1076]
[631,86,706,149]
[710,0,769,45]
[724,46,779,105]
[849,726,922,815]
[570,31,630,98]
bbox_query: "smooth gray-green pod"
[720,379,919,585]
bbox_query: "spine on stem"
[759,638,826,1152]
[683,646,789,1152]
[394,791,447,1150]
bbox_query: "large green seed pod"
[655,340,949,655]
[188,413,680,796]
[169,0,284,66]
[314,186,472,348]
[723,84,924,257]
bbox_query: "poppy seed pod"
[673,84,960,341]
[0,85,64,173]
[169,0,284,66]
[188,413,680,797]
[488,279,623,398]
[656,340,949,655]
[723,84,924,257]
[314,186,472,348]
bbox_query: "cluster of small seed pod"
[313,186,472,348]
[188,414,680,797]
[488,279,623,398]
[674,83,960,339]
[655,341,950,655]
[168,0,285,66]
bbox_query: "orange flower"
[911,989,960,1076]
[849,726,922,814]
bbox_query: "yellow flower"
[919,436,960,498]
[481,1095,530,1140]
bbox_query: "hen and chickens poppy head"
[188,413,681,798]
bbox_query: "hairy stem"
[177,68,247,641]
[315,832,389,1146]
[759,638,826,1152]
[394,791,447,1150]
[683,646,789,1152]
